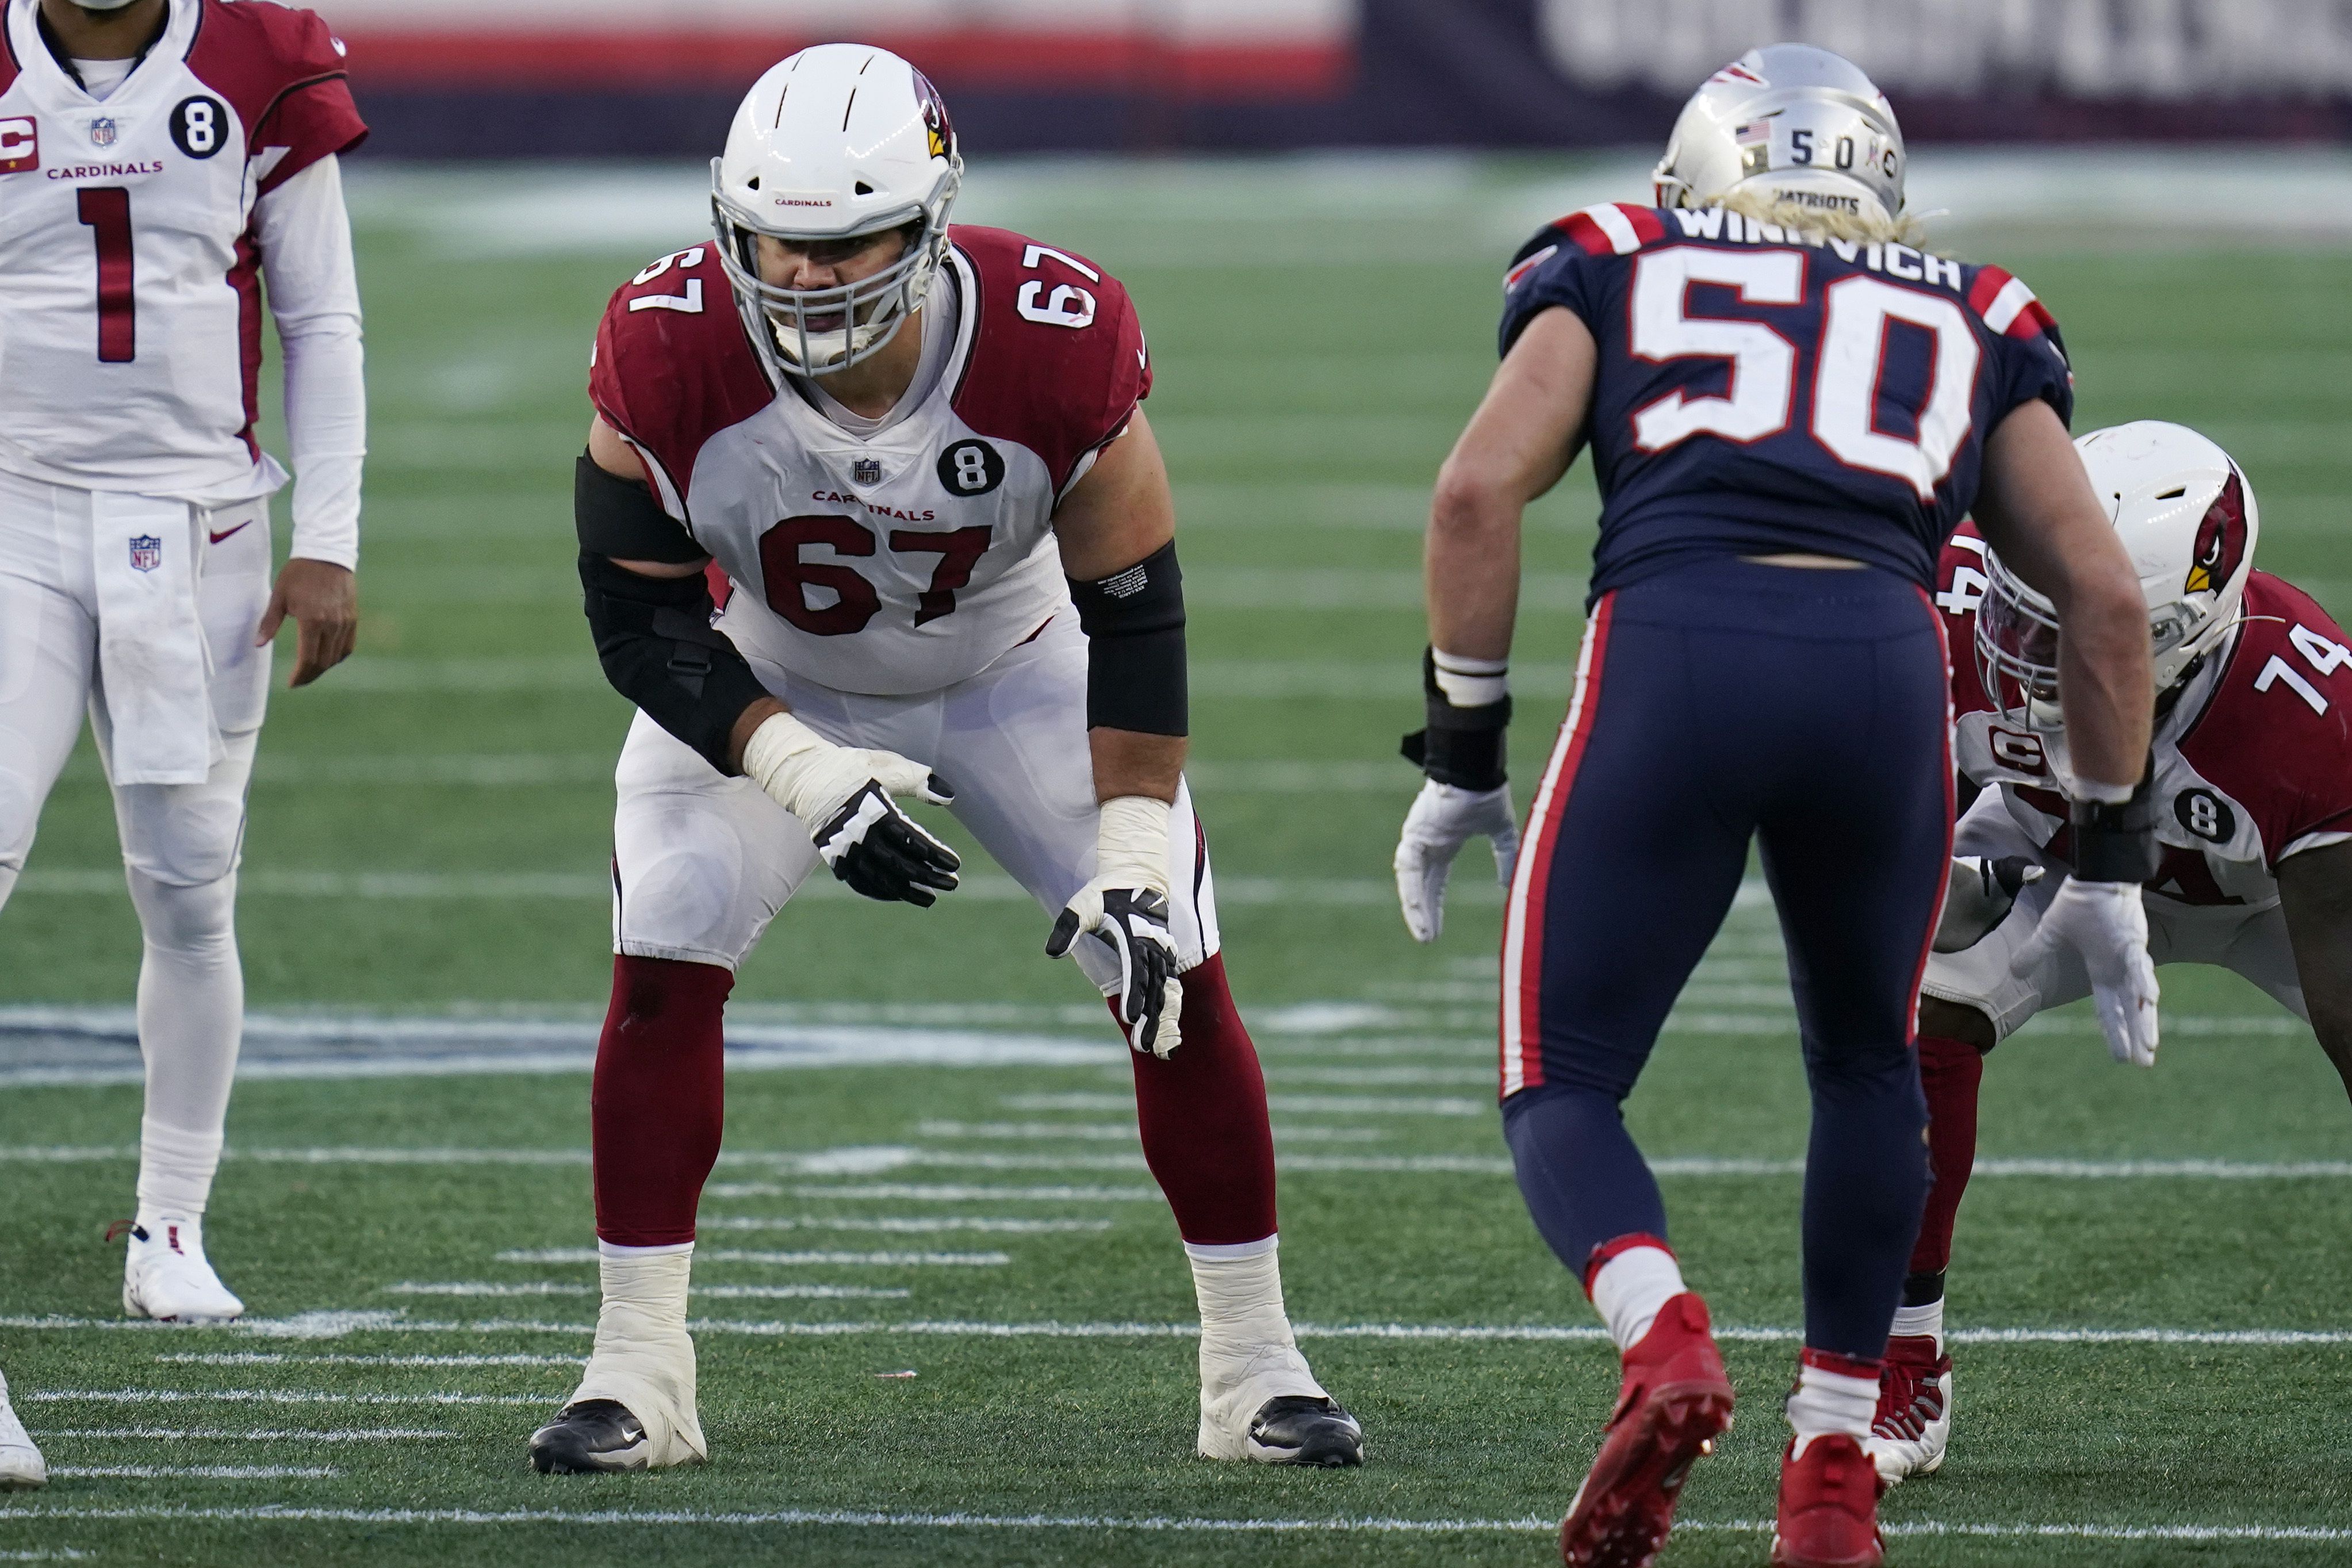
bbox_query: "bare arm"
[1426,307,1596,661]
[586,414,786,767]
[2280,839,2352,1102]
[1052,409,1182,805]
[1971,400,2154,792]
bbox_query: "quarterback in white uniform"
[526,46,1361,1475]
[1867,423,2352,1485]
[0,0,366,1478]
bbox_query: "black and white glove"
[1397,647,1516,943]
[1047,796,1182,1057]
[741,714,960,907]
[2009,778,2161,1067]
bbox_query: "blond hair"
[1717,188,1928,249]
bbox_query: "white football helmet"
[1978,421,2259,731]
[711,44,963,379]
[1652,45,1906,227]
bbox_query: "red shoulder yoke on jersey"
[590,245,773,520]
[1069,542,1186,737]
[185,0,367,195]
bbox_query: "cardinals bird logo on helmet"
[2184,471,2248,596]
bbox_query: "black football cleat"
[1246,1396,1365,1466]
[528,1399,652,1474]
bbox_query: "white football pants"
[1922,788,2309,1042]
[0,466,273,1217]
[612,612,1221,993]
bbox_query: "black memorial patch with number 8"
[171,96,228,159]
[936,439,1005,497]
[2175,787,2235,844]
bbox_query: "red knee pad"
[1909,1032,1986,1277]
[592,955,733,1248]
[1120,953,1279,1247]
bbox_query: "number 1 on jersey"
[77,187,135,363]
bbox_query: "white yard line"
[156,1355,575,1368]
[382,1282,911,1300]
[46,1465,336,1479]
[1001,1092,1488,1117]
[29,1427,454,1441]
[915,1120,1387,1144]
[0,1502,2347,1540]
[489,1248,1008,1267]
[28,1390,546,1406]
[700,1216,1113,1235]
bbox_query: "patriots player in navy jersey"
[1396,46,2161,1568]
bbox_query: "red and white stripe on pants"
[1499,593,1617,1099]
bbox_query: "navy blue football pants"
[1499,557,1949,1360]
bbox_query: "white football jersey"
[0,0,364,500]
[591,225,1152,697]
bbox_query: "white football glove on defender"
[2008,876,2160,1067]
[1933,854,2045,953]
[741,713,960,906]
[1394,781,1519,944]
[1049,796,1182,1058]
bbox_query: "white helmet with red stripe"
[710,44,963,379]
[1652,45,1906,228]
[1978,421,2260,729]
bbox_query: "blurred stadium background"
[2,3,2349,1565]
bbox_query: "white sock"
[1890,1297,1945,1350]
[1589,1244,1685,1355]
[1786,1356,1879,1457]
[1186,1236,1297,1359]
[128,869,242,1220]
[136,1117,224,1222]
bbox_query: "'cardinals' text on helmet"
[710,44,963,379]
[1652,44,1905,227]
[1977,420,2261,732]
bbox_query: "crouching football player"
[1867,422,2352,1485]
[524,45,1359,1475]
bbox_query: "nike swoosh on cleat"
[208,521,253,545]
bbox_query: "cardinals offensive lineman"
[0,0,365,1487]
[524,45,1361,1475]
[1865,422,2352,1485]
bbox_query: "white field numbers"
[2255,624,2352,715]
[1629,247,1982,498]
[627,248,706,314]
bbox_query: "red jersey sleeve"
[187,0,366,195]
[588,244,773,520]
[947,226,1151,497]
[2178,573,2352,868]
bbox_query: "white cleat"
[121,1217,245,1324]
[1864,1333,1952,1486]
[0,1371,48,1490]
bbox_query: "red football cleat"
[1558,1293,1734,1568]
[1769,1432,1887,1568]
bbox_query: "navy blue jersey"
[1500,202,2074,596]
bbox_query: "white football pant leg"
[568,1241,707,1466]
[1921,795,2082,1042]
[90,503,270,1224]
[0,470,100,913]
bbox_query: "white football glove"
[1932,854,2045,953]
[741,713,960,906]
[2008,876,2159,1067]
[1048,796,1182,1058]
[1394,780,1519,944]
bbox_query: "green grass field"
[2,156,2349,1566]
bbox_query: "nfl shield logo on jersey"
[91,117,117,148]
[128,535,162,573]
[853,457,883,486]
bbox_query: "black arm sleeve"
[1068,540,1186,737]
[575,451,709,563]
[576,449,770,773]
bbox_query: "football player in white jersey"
[524,45,1361,1475]
[1865,422,2352,1486]
[0,0,367,1450]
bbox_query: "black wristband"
[2070,765,2158,884]
[1401,647,1511,791]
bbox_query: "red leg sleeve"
[1122,953,1279,1247]
[1907,1032,1986,1277]
[592,954,733,1248]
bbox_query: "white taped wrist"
[740,712,834,819]
[1095,795,1171,895]
[1432,648,1509,708]
[2072,776,2138,806]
